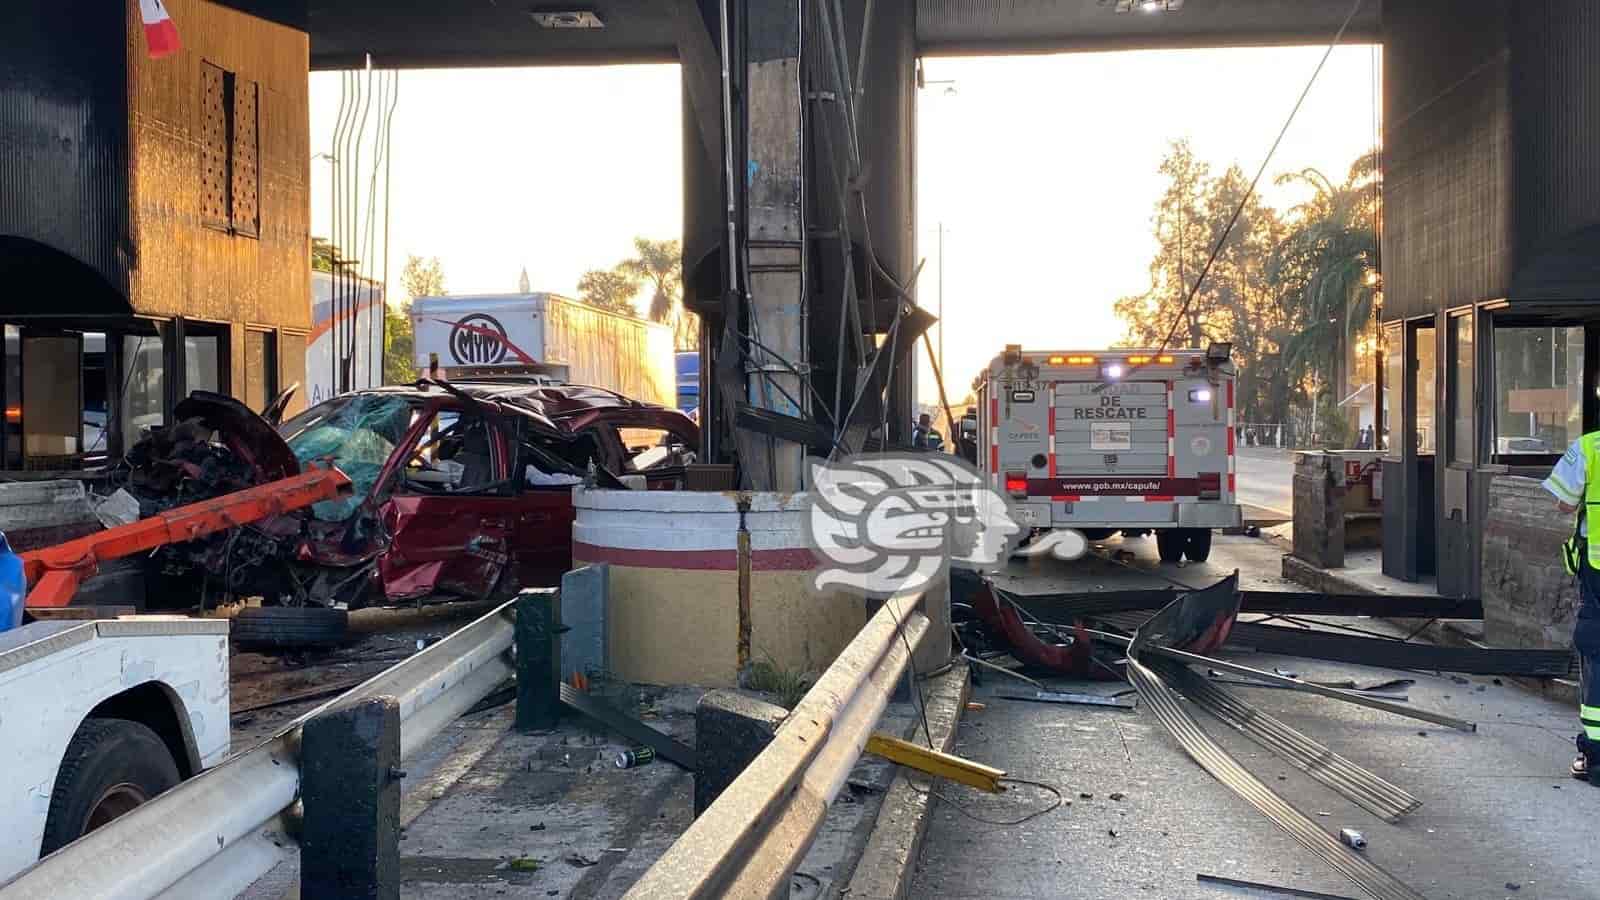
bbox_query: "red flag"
[139,0,181,59]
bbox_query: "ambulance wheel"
[1156,531,1184,563]
[1183,529,1213,563]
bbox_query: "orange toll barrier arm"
[21,465,351,609]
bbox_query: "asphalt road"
[1236,446,1294,522]
[913,534,1593,900]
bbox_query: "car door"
[504,418,585,589]
[376,404,518,602]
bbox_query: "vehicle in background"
[120,384,697,645]
[676,350,700,416]
[957,408,979,464]
[0,617,229,882]
[976,344,1241,563]
[307,269,384,408]
[412,293,675,407]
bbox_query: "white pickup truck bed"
[0,618,229,883]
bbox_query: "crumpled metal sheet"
[1127,605,1428,900]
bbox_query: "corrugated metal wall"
[1509,0,1600,295]
[125,0,311,335]
[0,3,131,312]
[1381,0,1512,322]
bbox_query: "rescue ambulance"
[976,344,1241,563]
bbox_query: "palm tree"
[1270,151,1381,409]
[619,238,683,323]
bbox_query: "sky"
[309,44,1380,406]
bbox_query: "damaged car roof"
[353,380,675,421]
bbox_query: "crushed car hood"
[173,391,300,482]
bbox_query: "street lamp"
[936,223,947,389]
[917,72,958,429]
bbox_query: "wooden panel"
[244,328,268,410]
[198,61,229,229]
[126,0,310,332]
[279,331,307,417]
[231,78,260,237]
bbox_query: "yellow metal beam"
[865,733,1007,794]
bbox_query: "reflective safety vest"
[1559,432,1600,574]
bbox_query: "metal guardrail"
[0,596,519,900]
[625,588,931,900]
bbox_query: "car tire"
[232,606,349,649]
[40,719,181,855]
[1183,529,1213,563]
[1156,531,1184,563]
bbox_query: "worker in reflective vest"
[1542,434,1600,785]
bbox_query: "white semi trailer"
[411,293,676,407]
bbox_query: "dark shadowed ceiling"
[217,1,1379,70]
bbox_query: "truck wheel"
[1156,531,1184,563]
[40,719,181,855]
[1183,529,1213,563]
[232,606,349,649]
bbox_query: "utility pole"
[938,222,945,397]
[739,0,806,490]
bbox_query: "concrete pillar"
[560,564,609,681]
[1292,452,1346,569]
[694,689,790,815]
[742,0,807,490]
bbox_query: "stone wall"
[1293,453,1345,568]
[1481,475,1580,649]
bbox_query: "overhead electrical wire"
[1130,0,1367,379]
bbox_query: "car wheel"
[1183,529,1213,563]
[1156,531,1184,563]
[40,719,181,855]
[232,606,349,649]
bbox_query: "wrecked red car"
[122,381,697,640]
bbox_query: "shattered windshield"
[283,394,416,521]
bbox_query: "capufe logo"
[805,454,1023,598]
[449,314,511,365]
[1006,420,1043,442]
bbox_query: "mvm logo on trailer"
[448,314,512,365]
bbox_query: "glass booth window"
[1494,325,1583,457]
[4,327,19,469]
[122,334,164,449]
[185,334,221,395]
[1449,314,1474,465]
[1415,327,1437,455]
[23,335,81,462]
[1383,323,1401,455]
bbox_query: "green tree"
[385,255,447,384]
[577,268,642,316]
[1115,141,1286,424]
[311,237,339,273]
[1269,152,1381,415]
[619,238,682,322]
[619,237,700,350]
[402,255,446,299]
